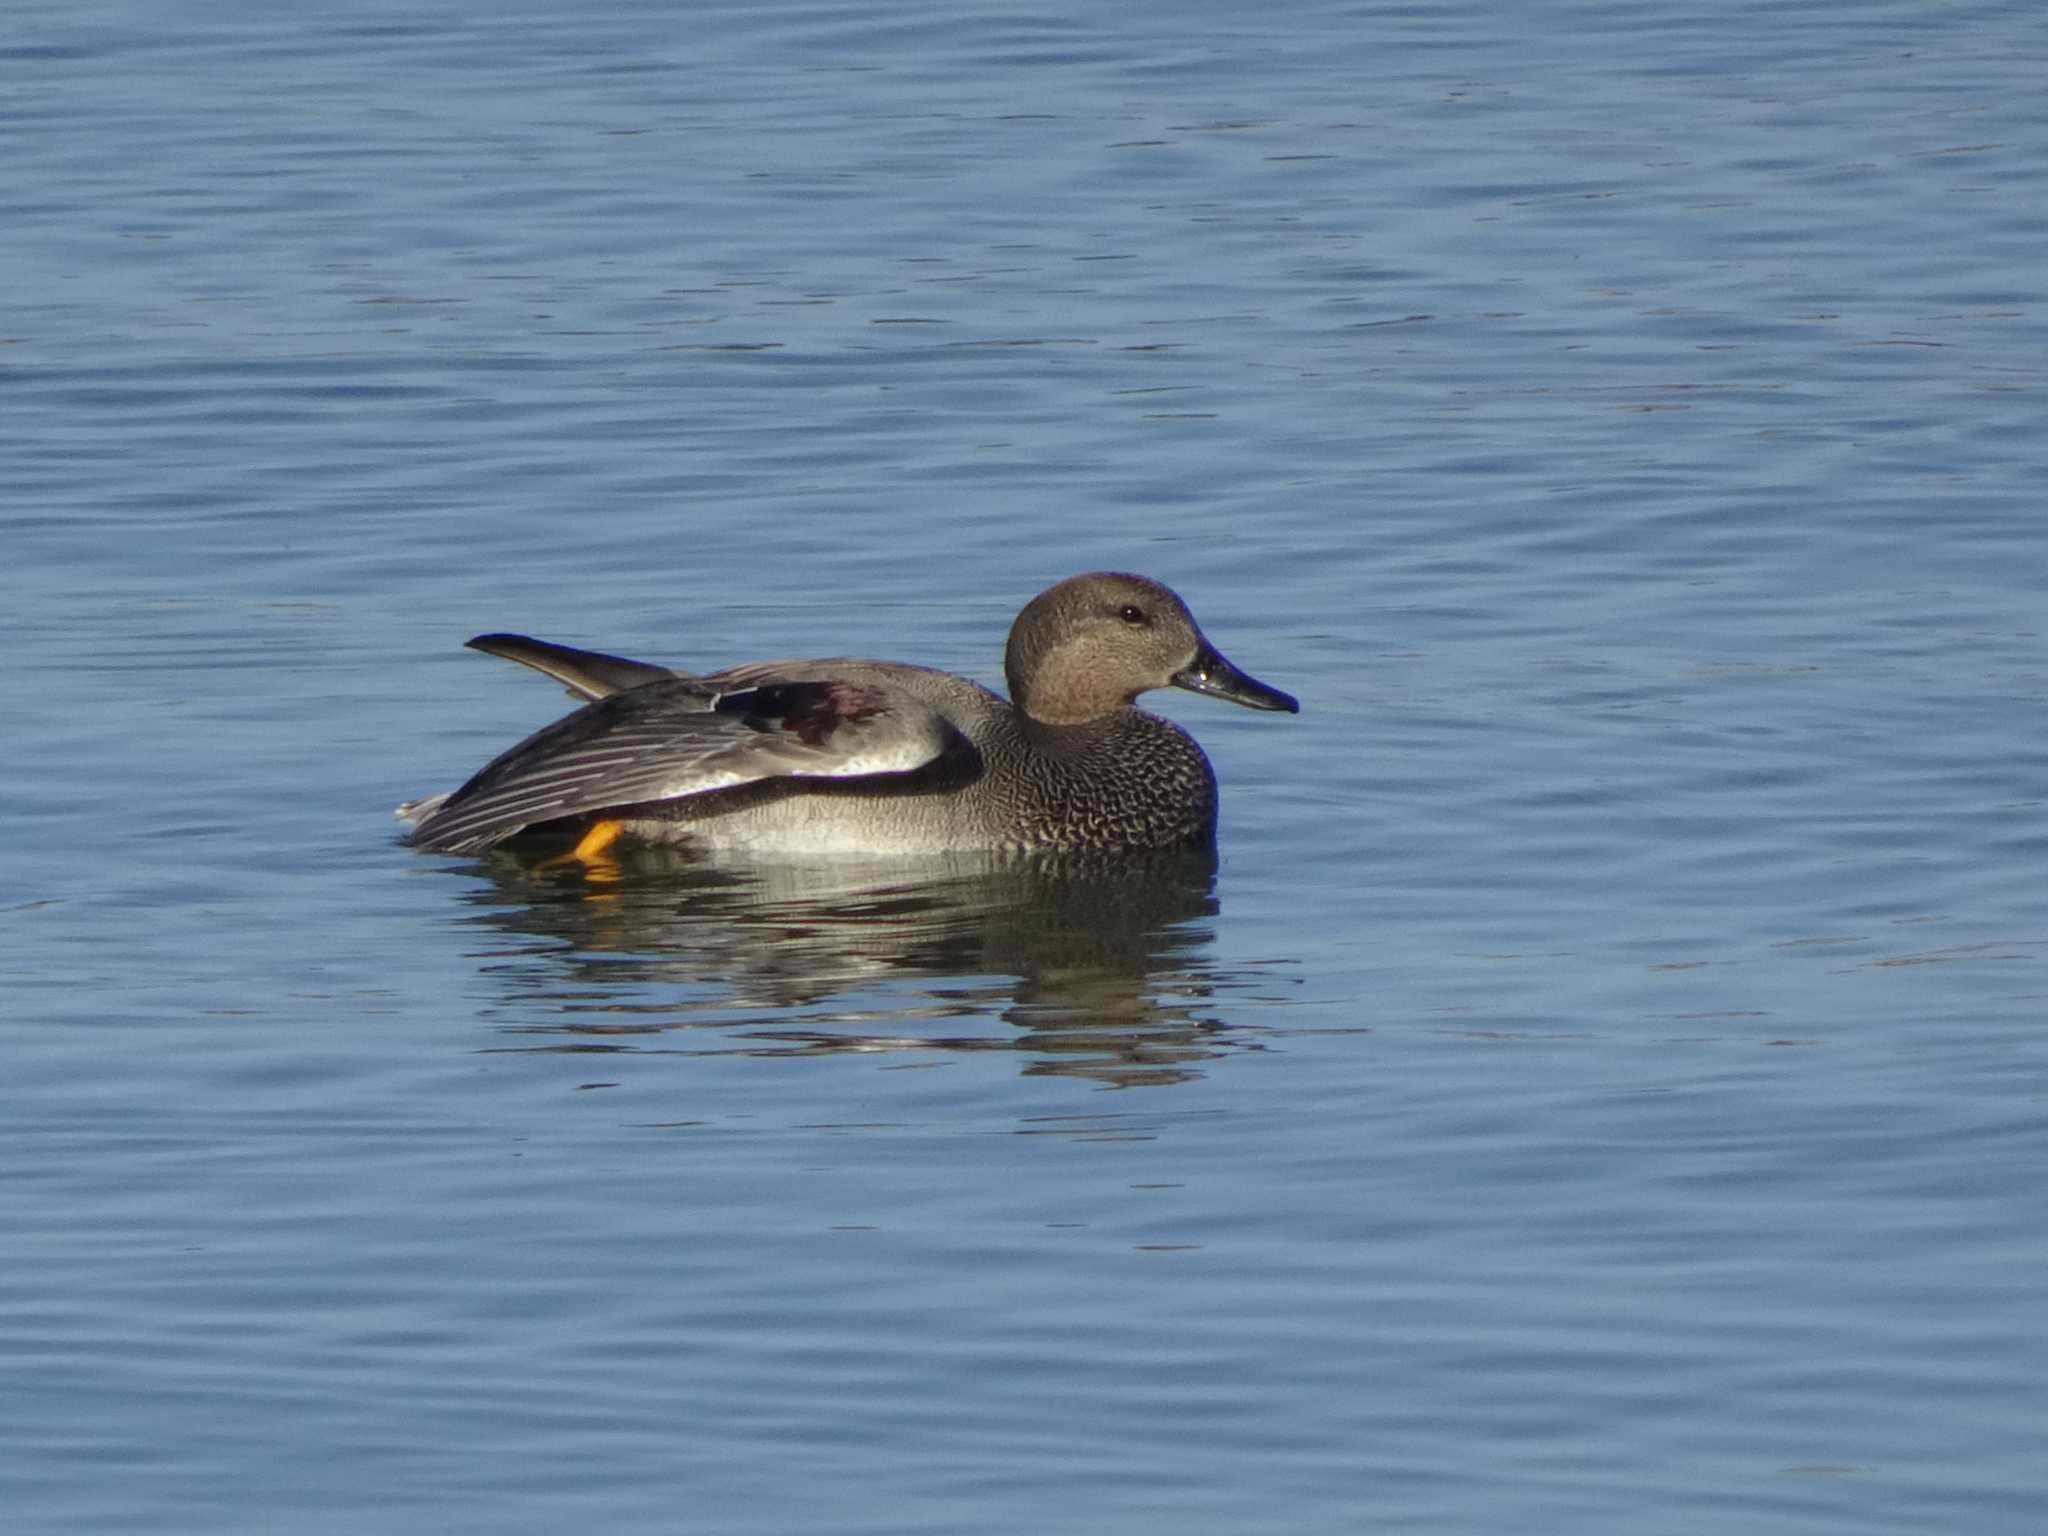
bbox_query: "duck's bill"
[1172,645,1300,713]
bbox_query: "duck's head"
[1004,572,1300,725]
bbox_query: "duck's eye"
[1117,604,1148,626]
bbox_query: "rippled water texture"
[5,2,2045,1532]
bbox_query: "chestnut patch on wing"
[721,682,887,748]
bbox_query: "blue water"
[5,2,2046,1532]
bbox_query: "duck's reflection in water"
[441,847,1266,1087]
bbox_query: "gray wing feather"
[465,633,679,702]
[407,676,955,854]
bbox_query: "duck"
[398,571,1297,859]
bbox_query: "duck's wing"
[465,633,678,702]
[406,673,963,854]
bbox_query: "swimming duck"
[399,571,1297,859]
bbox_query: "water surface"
[4,2,2046,1532]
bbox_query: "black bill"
[1172,644,1300,714]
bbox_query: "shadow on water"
[431,847,1273,1087]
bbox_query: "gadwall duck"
[399,572,1297,859]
